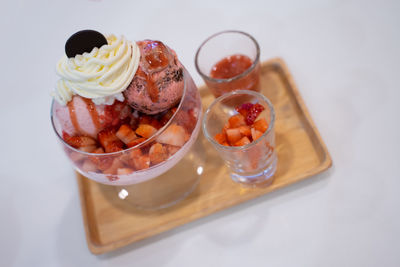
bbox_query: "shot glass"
[195,30,261,98]
[202,90,277,187]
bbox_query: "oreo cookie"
[65,30,108,58]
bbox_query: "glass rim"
[202,90,275,151]
[194,30,260,84]
[50,69,189,156]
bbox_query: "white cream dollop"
[52,34,140,105]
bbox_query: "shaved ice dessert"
[51,30,202,185]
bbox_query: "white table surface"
[1,0,399,266]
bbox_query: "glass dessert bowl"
[51,69,201,185]
[50,31,203,209]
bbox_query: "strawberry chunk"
[127,137,147,148]
[214,132,227,145]
[226,128,242,144]
[136,124,157,139]
[251,128,264,141]
[63,132,96,149]
[116,124,138,145]
[245,103,265,125]
[156,124,188,147]
[234,136,251,147]
[89,147,114,171]
[253,118,269,133]
[149,143,168,165]
[228,114,246,128]
[98,128,124,153]
[238,125,251,137]
[103,158,124,175]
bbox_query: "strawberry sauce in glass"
[195,31,261,98]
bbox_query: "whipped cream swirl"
[52,34,140,105]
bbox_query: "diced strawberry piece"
[253,118,269,133]
[103,158,124,175]
[120,149,149,170]
[63,132,96,148]
[156,124,188,147]
[78,145,97,153]
[214,132,227,145]
[133,155,150,170]
[222,142,229,146]
[117,168,134,175]
[98,128,124,153]
[89,147,114,171]
[226,128,242,144]
[116,124,138,145]
[228,114,246,128]
[149,143,168,165]
[82,159,98,172]
[251,128,264,141]
[222,122,230,135]
[234,136,251,147]
[235,103,253,117]
[127,137,147,148]
[136,124,157,139]
[238,125,251,137]
[245,103,265,125]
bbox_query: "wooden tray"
[76,58,332,254]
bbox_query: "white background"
[1,0,399,266]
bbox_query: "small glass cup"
[195,30,261,98]
[202,90,277,187]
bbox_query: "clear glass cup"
[195,30,261,98]
[202,90,277,187]
[51,69,204,209]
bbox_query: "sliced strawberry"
[214,132,227,145]
[116,124,138,145]
[89,147,114,171]
[133,155,150,170]
[228,114,246,128]
[253,118,269,133]
[156,124,188,147]
[222,122,230,135]
[245,103,265,125]
[251,128,264,141]
[127,137,147,148]
[103,158,124,175]
[78,145,97,153]
[149,143,168,165]
[238,125,251,137]
[235,102,253,117]
[226,128,242,144]
[98,128,124,153]
[63,132,96,149]
[234,136,251,147]
[136,124,157,139]
[117,168,134,175]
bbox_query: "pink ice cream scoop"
[123,40,184,115]
[53,95,132,138]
